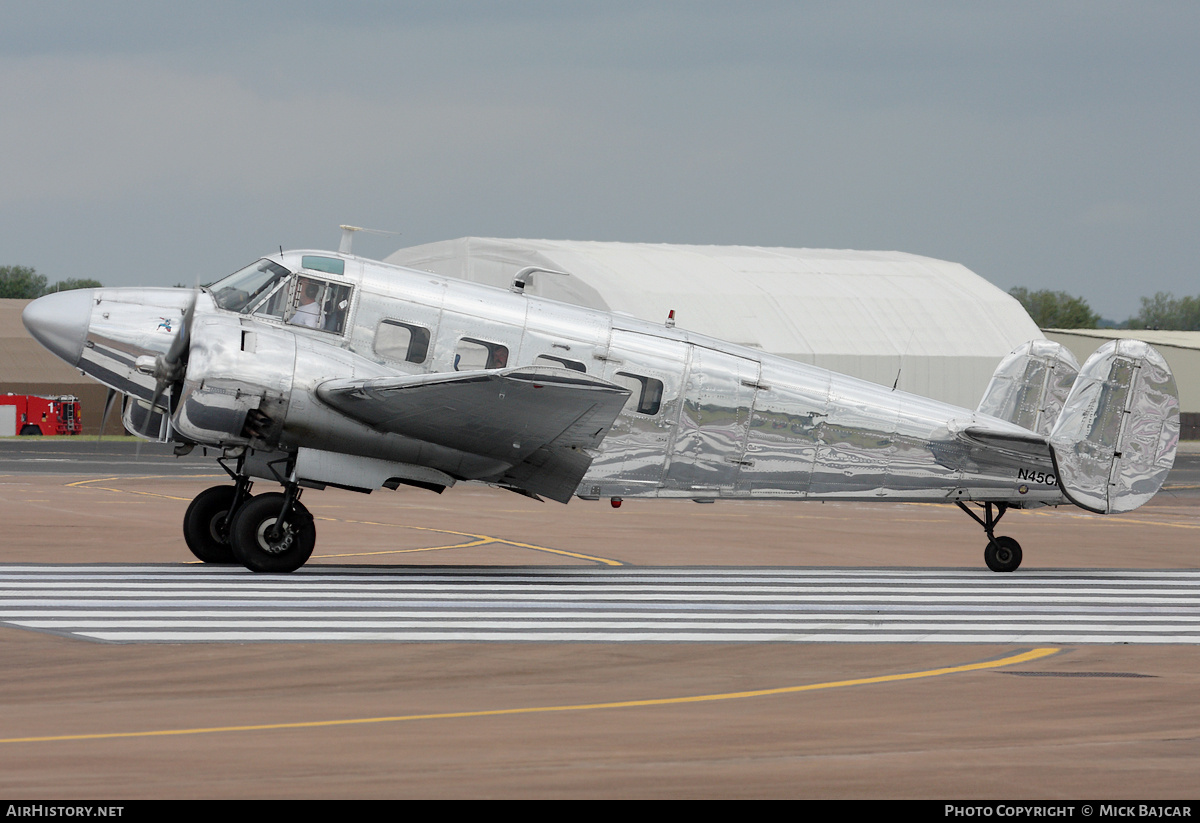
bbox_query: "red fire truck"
[0,394,83,436]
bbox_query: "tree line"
[0,265,102,299]
[1008,287,1199,331]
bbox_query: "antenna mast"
[337,225,400,256]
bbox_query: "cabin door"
[585,328,688,497]
[663,346,760,496]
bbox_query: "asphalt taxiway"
[0,439,1197,798]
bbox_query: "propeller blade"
[140,289,197,441]
[140,383,166,440]
[96,387,117,447]
[164,289,197,368]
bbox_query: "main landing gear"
[956,501,1023,573]
[182,483,248,563]
[229,490,315,573]
[181,457,315,573]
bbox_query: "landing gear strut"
[181,453,315,572]
[956,502,1023,573]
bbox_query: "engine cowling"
[173,313,297,448]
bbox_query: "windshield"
[207,260,292,313]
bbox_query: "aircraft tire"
[229,492,315,573]
[182,485,245,564]
[984,536,1022,573]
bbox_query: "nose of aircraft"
[22,288,95,368]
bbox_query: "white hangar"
[386,237,1041,409]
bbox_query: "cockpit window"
[208,260,292,313]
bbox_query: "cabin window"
[454,338,509,371]
[375,320,431,364]
[615,372,664,415]
[285,277,353,335]
[534,354,586,373]
[301,255,346,276]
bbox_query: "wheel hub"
[255,517,295,555]
[207,511,231,544]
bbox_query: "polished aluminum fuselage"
[74,251,1064,506]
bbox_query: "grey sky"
[1,1,1196,320]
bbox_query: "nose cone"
[22,289,95,368]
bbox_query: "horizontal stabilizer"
[977,340,1079,436]
[316,366,631,502]
[1048,340,1179,514]
[958,425,1051,463]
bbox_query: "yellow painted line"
[0,647,1059,744]
[65,478,624,565]
[1023,508,1200,530]
[65,475,223,486]
[492,539,624,566]
[314,515,624,566]
[95,488,192,502]
[66,475,218,502]
[317,539,493,558]
[65,476,122,487]
[904,501,1200,531]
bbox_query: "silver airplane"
[21,249,1179,573]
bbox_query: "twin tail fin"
[979,339,1179,514]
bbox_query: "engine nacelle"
[173,314,297,449]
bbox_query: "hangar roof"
[1044,328,1200,351]
[386,238,1041,408]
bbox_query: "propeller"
[95,387,117,447]
[140,290,197,439]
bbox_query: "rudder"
[1048,339,1179,514]
[977,340,1080,435]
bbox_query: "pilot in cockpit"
[290,279,323,328]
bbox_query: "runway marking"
[898,500,1200,531]
[1025,509,1200,531]
[65,475,201,503]
[316,538,494,557]
[1,566,1198,644]
[0,647,1059,744]
[65,478,625,566]
[312,517,623,565]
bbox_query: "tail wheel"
[229,492,315,573]
[984,536,1023,573]
[182,485,247,564]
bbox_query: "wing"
[316,366,631,502]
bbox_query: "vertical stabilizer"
[1048,340,1178,514]
[977,340,1080,435]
